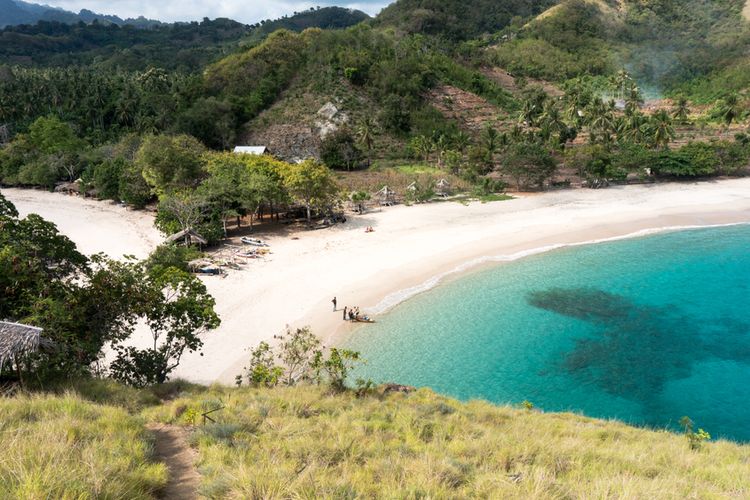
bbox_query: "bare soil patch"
[148,424,200,500]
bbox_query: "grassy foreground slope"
[2,382,749,498]
[0,393,167,498]
[145,385,750,498]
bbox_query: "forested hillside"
[0,0,162,28]
[375,0,557,39]
[1,0,749,215]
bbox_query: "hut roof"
[0,322,48,372]
[54,182,80,193]
[165,228,208,246]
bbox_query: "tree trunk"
[306,205,312,225]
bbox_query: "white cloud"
[37,0,390,24]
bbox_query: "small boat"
[198,266,223,276]
[241,237,268,247]
[237,251,261,259]
[352,317,375,323]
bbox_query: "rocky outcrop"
[314,101,349,139]
[244,123,321,162]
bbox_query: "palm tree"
[624,83,644,114]
[356,117,376,166]
[671,96,690,124]
[410,135,433,162]
[650,110,675,149]
[587,98,616,144]
[619,110,648,144]
[481,125,500,165]
[433,134,449,168]
[539,101,568,146]
[717,94,743,131]
[519,99,537,127]
[453,130,471,152]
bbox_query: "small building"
[233,146,268,155]
[165,228,208,247]
[0,321,53,377]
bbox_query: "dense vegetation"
[0,193,220,385]
[243,6,370,44]
[1,0,747,208]
[375,0,557,39]
[486,0,750,99]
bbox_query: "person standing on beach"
[343,306,347,320]
[332,297,337,311]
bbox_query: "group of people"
[365,226,375,233]
[343,306,364,321]
[333,297,371,322]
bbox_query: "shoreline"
[4,180,750,384]
[310,213,750,353]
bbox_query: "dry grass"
[144,385,750,499]
[0,393,167,499]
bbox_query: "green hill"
[374,0,558,39]
[243,6,370,45]
[3,381,749,498]
[488,0,750,98]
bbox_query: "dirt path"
[147,424,200,499]
[744,0,750,21]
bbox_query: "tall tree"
[136,134,206,195]
[280,160,340,224]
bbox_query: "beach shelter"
[0,322,53,380]
[166,228,208,247]
[435,178,450,197]
[374,185,396,206]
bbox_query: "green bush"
[93,158,126,200]
[118,164,152,208]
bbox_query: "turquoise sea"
[341,224,750,442]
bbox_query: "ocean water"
[341,224,750,442]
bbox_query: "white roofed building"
[233,146,268,155]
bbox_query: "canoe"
[352,318,375,323]
[241,237,268,247]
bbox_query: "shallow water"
[341,224,750,441]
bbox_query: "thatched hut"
[165,228,208,247]
[374,186,396,206]
[0,322,52,377]
[54,181,80,195]
[435,178,451,197]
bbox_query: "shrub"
[502,142,557,190]
[320,128,363,170]
[92,158,126,200]
[118,163,152,208]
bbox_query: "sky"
[36,1,391,23]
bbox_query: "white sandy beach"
[4,180,750,384]
[3,188,161,259]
